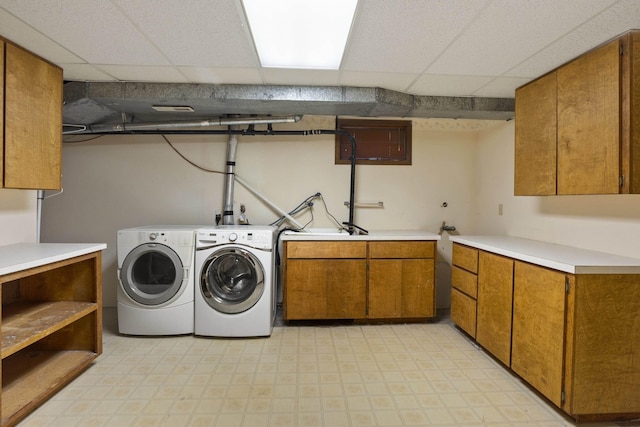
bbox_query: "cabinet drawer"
[452,244,478,273]
[451,288,476,338]
[451,266,477,298]
[286,241,367,259]
[369,241,434,259]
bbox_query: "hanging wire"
[161,135,225,174]
[62,134,105,143]
[160,134,345,230]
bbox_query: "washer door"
[200,248,264,314]
[120,243,184,305]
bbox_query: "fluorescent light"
[242,0,358,70]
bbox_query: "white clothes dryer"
[117,225,202,335]
[194,225,276,337]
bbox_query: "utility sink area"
[281,228,441,241]
[280,229,440,321]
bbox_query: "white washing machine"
[194,225,276,337]
[117,225,202,335]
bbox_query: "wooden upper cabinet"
[514,71,557,196]
[3,42,63,190]
[0,41,4,179]
[557,39,620,195]
[514,30,640,196]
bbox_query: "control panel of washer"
[196,229,274,249]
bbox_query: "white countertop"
[0,243,107,276]
[281,229,441,241]
[449,235,640,274]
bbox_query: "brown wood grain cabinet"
[1,38,62,190]
[511,262,566,407]
[450,244,478,337]
[368,241,435,318]
[515,30,640,195]
[452,244,516,366]
[283,240,436,321]
[0,249,103,427]
[513,263,640,419]
[514,71,557,196]
[449,239,640,421]
[283,241,367,320]
[476,251,514,367]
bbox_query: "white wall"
[0,189,37,245]
[20,116,640,310]
[475,120,640,257]
[41,116,484,308]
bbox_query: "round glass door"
[120,243,184,305]
[200,248,264,314]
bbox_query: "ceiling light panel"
[242,0,358,70]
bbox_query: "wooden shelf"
[1,350,97,426]
[1,301,97,359]
[0,245,103,427]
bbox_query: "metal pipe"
[234,175,306,229]
[68,125,358,233]
[222,127,239,225]
[36,190,44,243]
[84,115,302,134]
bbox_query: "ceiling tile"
[339,71,418,92]
[473,76,531,98]
[94,65,188,82]
[507,0,640,78]
[62,64,118,81]
[408,74,494,97]
[112,0,259,68]
[0,0,170,65]
[0,8,83,63]
[342,0,490,73]
[262,68,340,86]
[426,0,617,76]
[179,67,263,84]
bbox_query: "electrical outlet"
[498,204,503,216]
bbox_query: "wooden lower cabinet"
[0,250,102,427]
[450,244,479,338]
[450,288,476,337]
[283,240,436,321]
[476,251,514,366]
[565,274,640,417]
[450,246,640,420]
[369,258,434,318]
[285,259,366,320]
[511,262,566,407]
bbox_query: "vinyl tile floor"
[19,308,639,427]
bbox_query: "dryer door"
[120,243,185,305]
[200,248,264,314]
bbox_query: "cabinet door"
[476,251,513,366]
[368,259,434,318]
[0,41,4,177]
[285,259,366,320]
[511,262,566,407]
[514,71,557,196]
[557,39,620,195]
[4,43,62,190]
[451,288,476,338]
